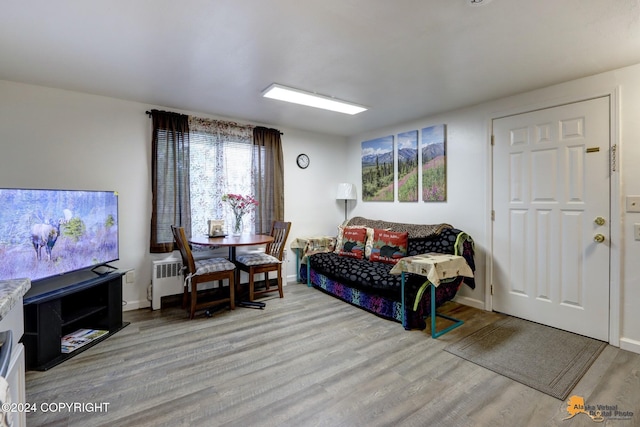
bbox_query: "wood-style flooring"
[25,283,640,427]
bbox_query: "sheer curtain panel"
[188,117,255,236]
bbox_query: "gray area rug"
[444,316,607,400]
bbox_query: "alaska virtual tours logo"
[564,395,634,423]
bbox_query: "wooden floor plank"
[25,283,640,427]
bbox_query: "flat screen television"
[0,188,119,282]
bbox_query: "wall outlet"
[635,224,640,241]
[627,196,640,212]
[125,270,135,283]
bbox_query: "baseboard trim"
[619,337,640,355]
[124,299,150,311]
[453,295,485,310]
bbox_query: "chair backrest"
[265,221,292,261]
[171,225,197,275]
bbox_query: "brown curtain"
[252,126,284,234]
[150,110,191,253]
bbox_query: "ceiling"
[1,0,640,137]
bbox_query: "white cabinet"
[0,281,29,427]
[4,344,26,427]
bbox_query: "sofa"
[301,217,475,330]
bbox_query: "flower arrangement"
[222,193,258,235]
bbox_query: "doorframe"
[486,87,621,346]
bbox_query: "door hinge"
[611,144,617,172]
[491,135,495,146]
[491,210,495,221]
[490,285,494,295]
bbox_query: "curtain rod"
[145,109,184,117]
[145,110,283,135]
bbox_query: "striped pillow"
[194,258,235,275]
[236,253,280,266]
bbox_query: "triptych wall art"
[361,135,394,201]
[361,124,446,203]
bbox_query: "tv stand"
[22,270,126,371]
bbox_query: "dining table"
[189,234,275,308]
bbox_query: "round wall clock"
[296,153,310,169]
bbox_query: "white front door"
[492,97,610,341]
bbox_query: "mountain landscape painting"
[362,135,394,201]
[421,124,447,202]
[397,130,418,202]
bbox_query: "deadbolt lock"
[594,234,605,243]
[594,216,606,226]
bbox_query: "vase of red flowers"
[222,193,258,236]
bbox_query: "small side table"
[290,236,336,283]
[390,252,474,338]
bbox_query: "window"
[150,113,283,252]
[189,131,255,236]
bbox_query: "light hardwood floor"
[25,283,640,427]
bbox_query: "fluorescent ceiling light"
[262,84,368,115]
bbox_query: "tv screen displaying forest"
[0,188,119,282]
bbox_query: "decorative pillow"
[369,229,409,264]
[336,227,367,259]
[333,225,348,254]
[363,227,375,259]
[336,225,376,259]
[362,226,390,259]
[335,226,367,252]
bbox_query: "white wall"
[347,62,640,354]
[281,127,349,271]
[346,107,488,312]
[0,81,152,309]
[0,80,346,310]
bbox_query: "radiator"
[151,258,183,310]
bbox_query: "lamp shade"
[336,183,356,200]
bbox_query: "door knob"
[594,216,605,226]
[594,234,605,243]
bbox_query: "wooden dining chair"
[235,221,292,301]
[171,225,236,319]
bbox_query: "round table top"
[189,234,274,247]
